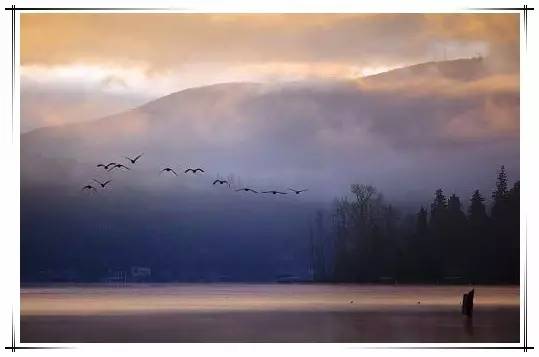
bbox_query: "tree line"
[310,166,520,284]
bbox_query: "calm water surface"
[21,284,519,342]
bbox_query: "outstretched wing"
[171,169,178,176]
[249,189,258,193]
[103,180,112,187]
[213,180,220,185]
[196,168,205,173]
[277,191,287,195]
[133,154,143,162]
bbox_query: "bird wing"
[235,188,243,192]
[134,154,143,162]
[196,168,205,173]
[103,180,112,186]
[261,191,270,193]
[171,169,178,175]
[249,189,258,193]
[213,180,219,185]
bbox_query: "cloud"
[21,14,518,71]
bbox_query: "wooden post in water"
[461,289,474,317]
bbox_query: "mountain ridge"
[21,57,490,136]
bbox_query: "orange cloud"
[21,13,519,70]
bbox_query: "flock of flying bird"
[81,154,309,196]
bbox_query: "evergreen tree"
[468,190,489,282]
[446,194,468,279]
[490,166,517,282]
[416,207,428,236]
[469,190,487,221]
[429,189,448,281]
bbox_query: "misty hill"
[363,57,489,83]
[22,57,518,201]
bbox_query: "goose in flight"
[97,162,116,170]
[235,188,258,193]
[262,190,288,195]
[213,179,230,187]
[289,188,309,194]
[125,154,143,164]
[81,185,97,192]
[160,167,178,176]
[108,164,130,171]
[185,168,205,174]
[93,179,112,188]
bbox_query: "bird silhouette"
[185,168,205,174]
[235,188,258,193]
[93,179,112,188]
[289,188,309,194]
[213,179,230,187]
[81,185,97,192]
[125,154,143,164]
[97,164,107,169]
[108,164,130,171]
[262,190,287,195]
[160,168,178,176]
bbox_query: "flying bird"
[160,168,178,176]
[289,188,309,194]
[262,190,288,195]
[185,168,205,174]
[235,188,258,193]
[108,164,130,171]
[125,154,143,164]
[81,185,97,192]
[93,179,112,188]
[213,179,230,187]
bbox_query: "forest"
[310,166,520,284]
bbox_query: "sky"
[20,13,519,132]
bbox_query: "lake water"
[21,284,520,343]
